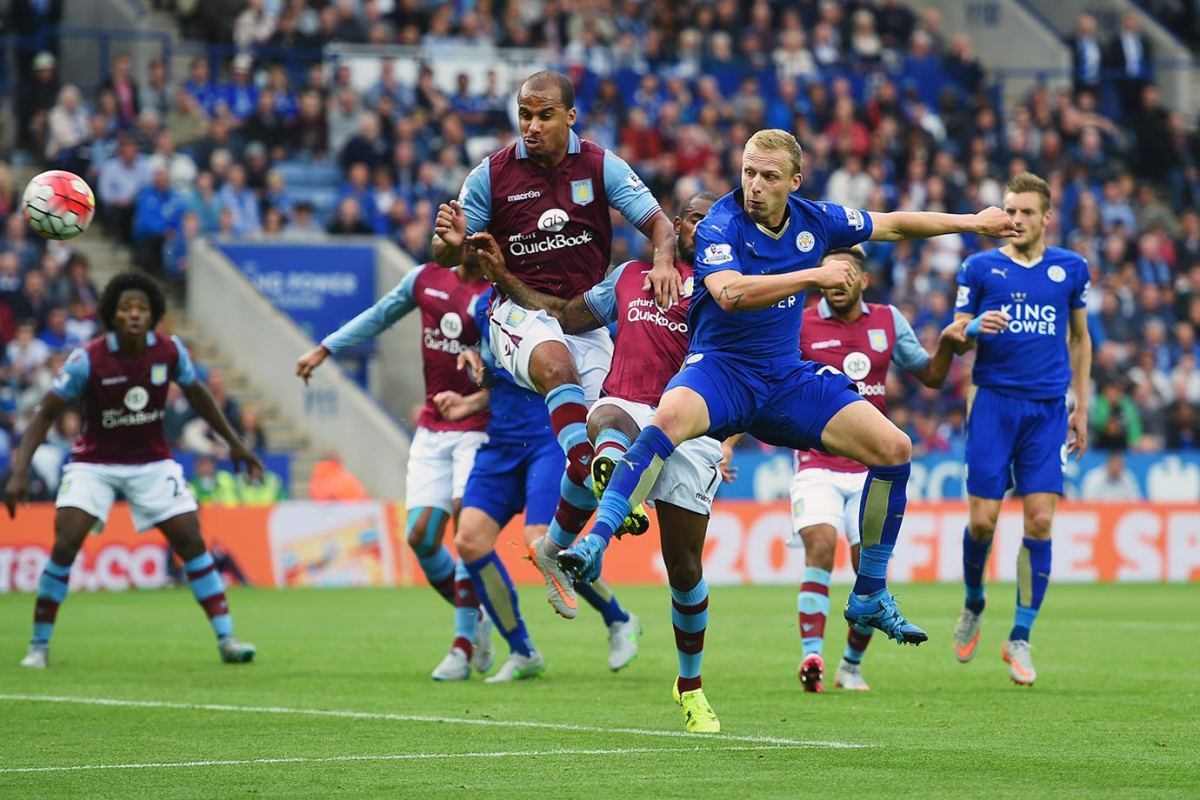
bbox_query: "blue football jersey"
[956,247,1090,399]
[689,190,873,360]
[471,288,555,444]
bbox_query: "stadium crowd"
[2,0,1199,469]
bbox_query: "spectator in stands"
[1166,397,1200,448]
[99,53,140,129]
[283,201,323,239]
[222,54,260,121]
[139,57,171,120]
[1080,451,1142,501]
[1107,11,1154,116]
[148,131,198,194]
[233,0,278,51]
[327,87,363,159]
[64,299,96,347]
[98,135,149,243]
[309,452,369,501]
[236,467,286,505]
[133,166,186,275]
[291,89,329,158]
[243,91,290,161]
[64,253,98,310]
[37,307,69,352]
[0,163,18,224]
[189,455,239,505]
[17,51,59,153]
[13,270,52,330]
[39,252,70,308]
[1092,380,1143,450]
[327,197,373,236]
[216,164,262,236]
[240,405,268,453]
[45,84,89,164]
[340,112,389,172]
[6,319,50,383]
[1069,13,1104,96]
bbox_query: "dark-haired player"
[789,246,1005,693]
[472,191,729,731]
[433,70,678,619]
[6,271,260,668]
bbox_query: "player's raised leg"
[158,512,255,663]
[658,501,719,733]
[20,508,94,668]
[819,399,927,644]
[557,385,712,582]
[456,508,544,682]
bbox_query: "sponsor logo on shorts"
[537,208,569,233]
[701,243,733,265]
[506,190,542,203]
[1047,265,1066,283]
[694,491,712,505]
[842,351,871,381]
[124,386,149,412]
[795,231,815,252]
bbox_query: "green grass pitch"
[1,583,1197,798]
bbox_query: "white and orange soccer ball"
[23,169,96,240]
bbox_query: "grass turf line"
[1,583,1197,799]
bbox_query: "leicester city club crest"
[571,178,594,206]
[868,329,888,353]
[150,364,168,385]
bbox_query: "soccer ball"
[23,170,96,240]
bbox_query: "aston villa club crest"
[571,178,594,206]
[868,329,888,353]
[150,364,168,385]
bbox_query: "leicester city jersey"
[689,190,873,360]
[956,246,1090,399]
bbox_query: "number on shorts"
[167,476,181,497]
[706,465,721,497]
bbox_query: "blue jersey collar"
[817,297,869,319]
[106,330,157,351]
[516,130,581,160]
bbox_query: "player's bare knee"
[801,525,837,570]
[666,558,703,593]
[532,351,580,393]
[454,526,488,562]
[50,522,88,564]
[1025,509,1054,540]
[877,430,912,465]
[967,517,997,541]
[406,522,432,554]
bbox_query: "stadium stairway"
[167,311,321,498]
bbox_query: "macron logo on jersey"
[702,243,733,265]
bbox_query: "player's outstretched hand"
[646,258,682,310]
[296,345,328,385]
[434,200,467,249]
[1068,408,1089,460]
[229,441,264,479]
[814,257,856,291]
[3,471,28,519]
[942,318,972,349]
[433,390,470,421]
[466,232,508,280]
[974,206,1020,239]
[456,349,486,385]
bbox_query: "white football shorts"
[788,467,868,547]
[488,295,613,404]
[57,459,199,532]
[588,396,723,516]
[405,427,489,512]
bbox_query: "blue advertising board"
[218,243,376,345]
[719,448,1200,503]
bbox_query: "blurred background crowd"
[0,0,1197,491]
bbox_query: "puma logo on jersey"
[991,268,1008,278]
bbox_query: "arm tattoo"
[719,284,744,309]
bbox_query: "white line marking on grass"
[0,693,866,749]
[0,745,802,775]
